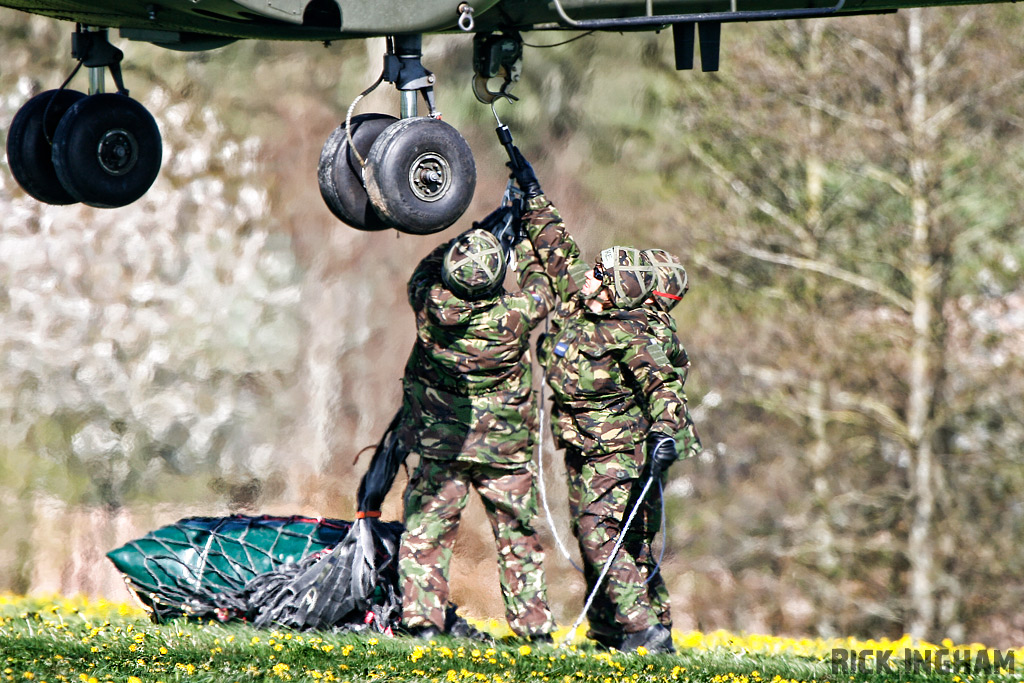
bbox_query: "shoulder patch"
[647,341,672,367]
[568,261,590,291]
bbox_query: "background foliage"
[1,5,1023,647]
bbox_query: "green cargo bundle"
[106,514,404,632]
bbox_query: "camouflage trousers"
[565,446,671,639]
[398,456,556,637]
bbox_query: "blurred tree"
[567,6,1024,642]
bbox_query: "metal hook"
[457,3,475,31]
[472,73,520,105]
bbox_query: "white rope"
[344,71,385,168]
[535,322,583,572]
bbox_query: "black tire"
[317,113,397,231]
[5,89,86,205]
[364,117,476,235]
[52,93,162,208]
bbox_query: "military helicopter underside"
[1,0,1000,231]
[4,21,481,232]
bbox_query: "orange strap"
[355,510,381,519]
[652,290,682,300]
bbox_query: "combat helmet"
[594,246,656,309]
[441,228,507,300]
[643,248,688,312]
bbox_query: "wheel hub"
[408,152,451,202]
[96,128,138,176]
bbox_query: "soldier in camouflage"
[507,149,690,655]
[395,221,557,642]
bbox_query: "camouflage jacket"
[521,195,686,458]
[402,237,553,464]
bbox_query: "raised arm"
[511,235,554,329]
[508,147,590,305]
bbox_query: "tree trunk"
[904,7,941,640]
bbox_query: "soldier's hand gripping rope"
[505,144,541,199]
[646,431,678,478]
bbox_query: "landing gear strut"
[5,26,162,208]
[318,35,476,235]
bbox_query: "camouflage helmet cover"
[643,248,688,312]
[597,246,656,309]
[441,228,507,300]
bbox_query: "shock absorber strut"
[382,34,438,118]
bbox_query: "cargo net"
[106,514,404,633]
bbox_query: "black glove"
[646,431,678,478]
[507,146,542,199]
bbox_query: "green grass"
[0,595,1019,683]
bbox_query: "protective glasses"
[592,262,608,282]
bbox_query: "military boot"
[619,624,675,654]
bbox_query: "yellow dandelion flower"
[519,645,532,657]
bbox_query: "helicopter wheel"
[318,113,397,231]
[364,117,476,235]
[5,89,86,205]
[52,93,162,209]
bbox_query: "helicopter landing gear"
[5,27,162,208]
[364,116,475,235]
[318,113,397,231]
[53,93,162,208]
[6,89,86,205]
[318,34,477,235]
